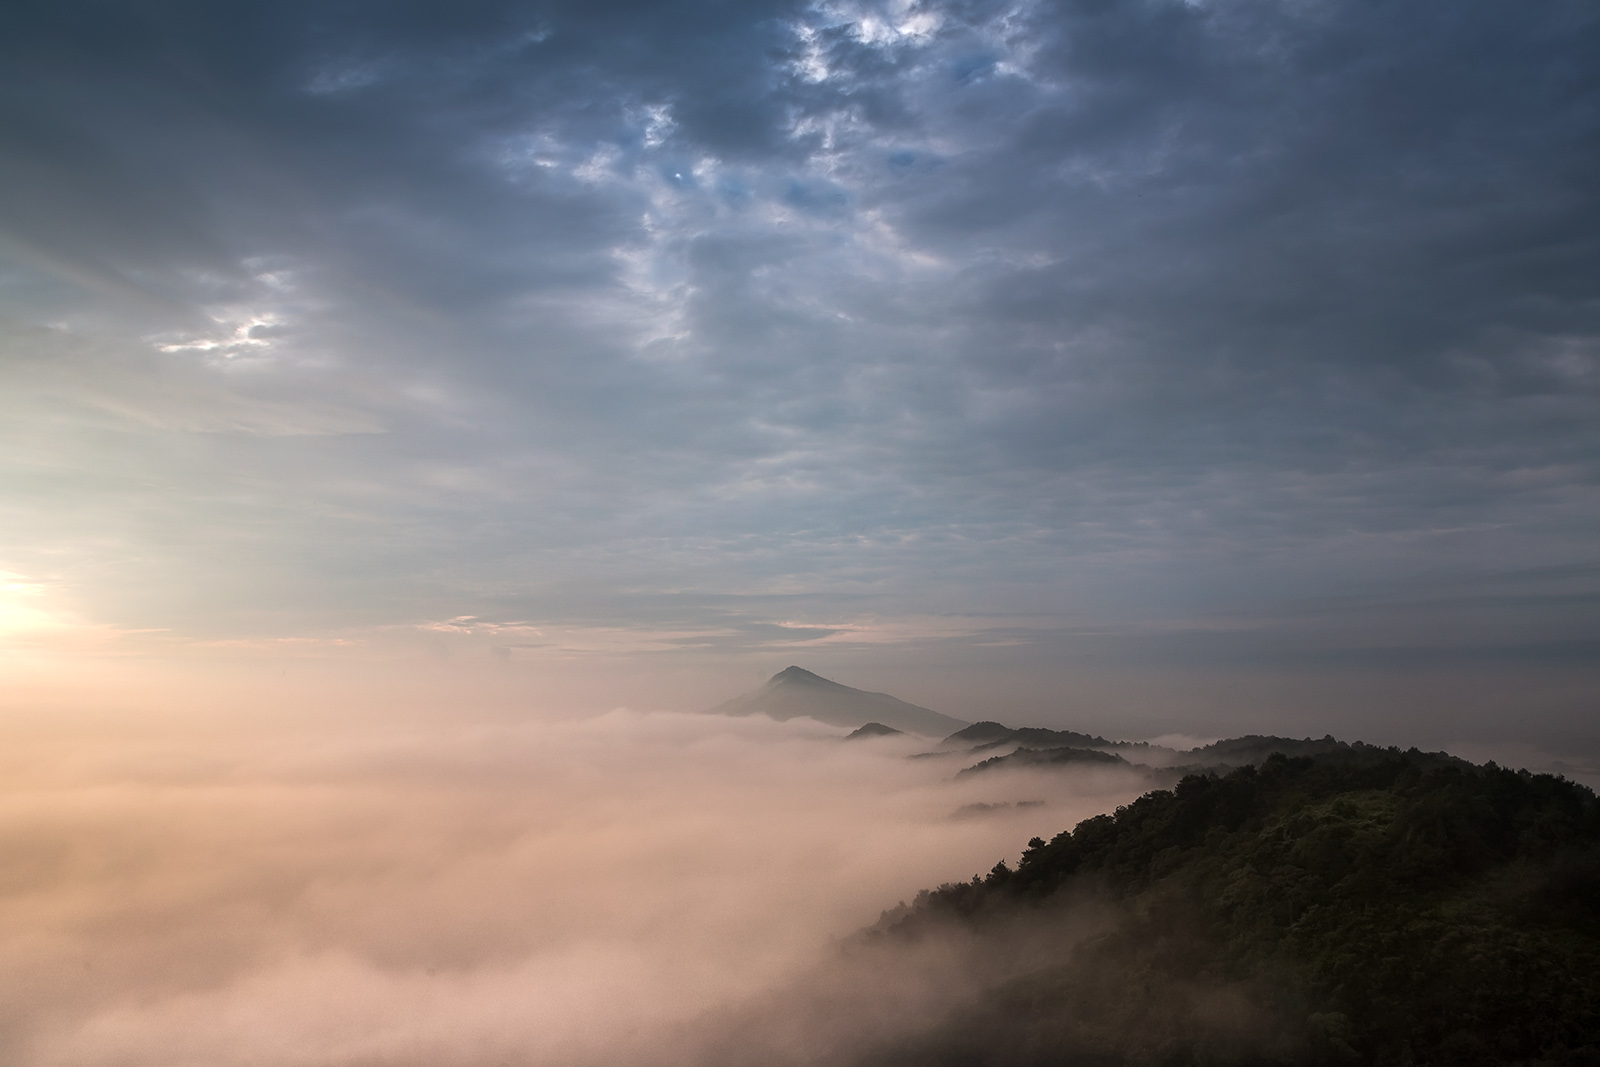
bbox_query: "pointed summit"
[845,722,903,740]
[770,665,828,684]
[704,667,968,737]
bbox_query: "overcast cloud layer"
[2,0,1597,734]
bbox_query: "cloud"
[0,0,1595,725]
[0,704,1149,1066]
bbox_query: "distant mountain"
[943,721,1358,779]
[958,746,1129,776]
[1186,732,1345,765]
[945,722,1114,750]
[705,667,968,737]
[845,722,904,740]
[943,721,1016,744]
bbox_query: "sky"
[2,0,1598,746]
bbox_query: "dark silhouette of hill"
[951,800,1047,820]
[958,746,1128,776]
[861,747,1600,1066]
[845,722,904,740]
[1188,733,1346,765]
[945,722,1114,750]
[705,667,968,737]
[943,722,1359,780]
[944,721,1016,744]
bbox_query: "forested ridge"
[864,747,1600,1066]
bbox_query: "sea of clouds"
[0,702,1149,1066]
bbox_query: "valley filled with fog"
[0,703,1153,1066]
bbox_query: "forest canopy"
[862,747,1600,1066]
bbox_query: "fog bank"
[0,703,1147,1066]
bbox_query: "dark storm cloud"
[0,0,1596,702]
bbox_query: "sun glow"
[0,572,70,636]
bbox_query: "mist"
[0,701,1149,1066]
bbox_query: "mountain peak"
[769,665,830,686]
[705,668,968,737]
[845,722,903,740]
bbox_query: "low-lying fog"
[0,705,1150,1066]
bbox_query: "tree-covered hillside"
[864,748,1600,1066]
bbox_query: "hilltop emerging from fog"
[705,671,1362,779]
[700,677,1600,1062]
[856,746,1600,1066]
[705,667,969,737]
